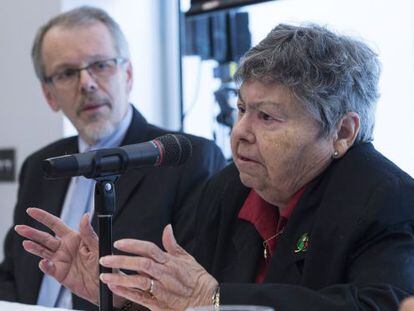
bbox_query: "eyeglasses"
[44,57,127,88]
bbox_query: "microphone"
[42,134,192,179]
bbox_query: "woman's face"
[231,80,334,208]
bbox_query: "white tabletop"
[0,301,77,311]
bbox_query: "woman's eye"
[259,111,274,121]
[237,105,246,114]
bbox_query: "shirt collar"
[280,186,306,219]
[239,186,306,224]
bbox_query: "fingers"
[111,225,188,264]
[39,258,56,276]
[113,239,167,264]
[101,273,157,310]
[79,213,98,251]
[100,256,165,280]
[400,297,414,311]
[15,225,60,252]
[101,273,159,310]
[162,225,187,256]
[22,240,54,260]
[106,284,157,311]
[100,272,152,290]
[26,208,72,237]
[100,256,194,298]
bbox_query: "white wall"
[0,0,180,261]
[247,0,414,178]
[182,0,414,177]
[0,0,63,260]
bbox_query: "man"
[0,6,225,310]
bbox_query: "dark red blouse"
[238,187,305,283]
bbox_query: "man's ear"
[124,61,133,94]
[332,112,360,158]
[41,83,60,112]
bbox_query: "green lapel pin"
[294,233,310,253]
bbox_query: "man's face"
[231,80,334,208]
[41,22,132,145]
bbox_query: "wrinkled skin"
[400,298,414,311]
[99,225,218,311]
[15,208,100,305]
[16,209,218,310]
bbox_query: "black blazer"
[0,107,226,310]
[194,143,414,310]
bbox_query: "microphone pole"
[91,148,124,311]
[95,175,116,311]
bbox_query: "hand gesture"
[99,225,218,311]
[15,208,100,305]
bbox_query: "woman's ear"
[332,112,360,158]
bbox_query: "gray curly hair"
[234,23,381,143]
[32,6,130,82]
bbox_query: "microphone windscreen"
[156,134,192,166]
[42,154,79,178]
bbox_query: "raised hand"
[15,208,100,305]
[99,224,218,311]
[400,298,414,311]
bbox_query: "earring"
[333,150,339,158]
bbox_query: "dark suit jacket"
[194,143,414,310]
[0,107,226,310]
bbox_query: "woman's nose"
[232,114,255,143]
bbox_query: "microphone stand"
[41,135,191,310]
[94,175,118,311]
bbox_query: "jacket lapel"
[222,220,262,282]
[265,215,314,284]
[211,165,261,282]
[264,174,327,284]
[113,169,145,220]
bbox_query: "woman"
[97,24,414,310]
[17,24,414,310]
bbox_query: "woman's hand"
[99,224,218,311]
[400,298,414,311]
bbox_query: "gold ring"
[148,279,155,296]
